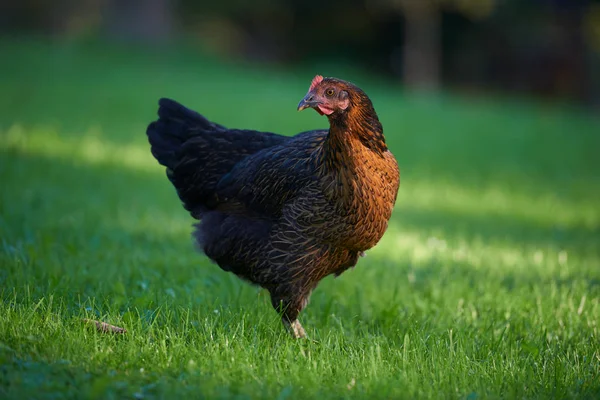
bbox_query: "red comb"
[309,75,323,91]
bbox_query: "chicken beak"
[297,94,317,111]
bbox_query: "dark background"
[2,0,599,106]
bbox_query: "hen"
[147,75,399,338]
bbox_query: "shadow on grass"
[2,148,598,329]
[2,146,596,269]
[394,204,599,253]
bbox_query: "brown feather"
[146,78,400,336]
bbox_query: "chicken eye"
[325,89,335,97]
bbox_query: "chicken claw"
[284,319,307,339]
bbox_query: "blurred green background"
[3,0,600,102]
[0,1,599,399]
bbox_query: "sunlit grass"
[3,124,597,231]
[0,39,599,399]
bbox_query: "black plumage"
[147,76,400,337]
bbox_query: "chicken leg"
[283,319,306,339]
[271,292,309,339]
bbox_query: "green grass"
[0,38,599,399]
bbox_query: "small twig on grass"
[83,318,127,334]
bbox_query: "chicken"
[146,75,400,338]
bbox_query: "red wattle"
[317,105,334,115]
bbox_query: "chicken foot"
[283,319,307,339]
[271,293,308,339]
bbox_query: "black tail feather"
[147,98,222,169]
[146,97,289,218]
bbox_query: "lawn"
[0,39,599,399]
